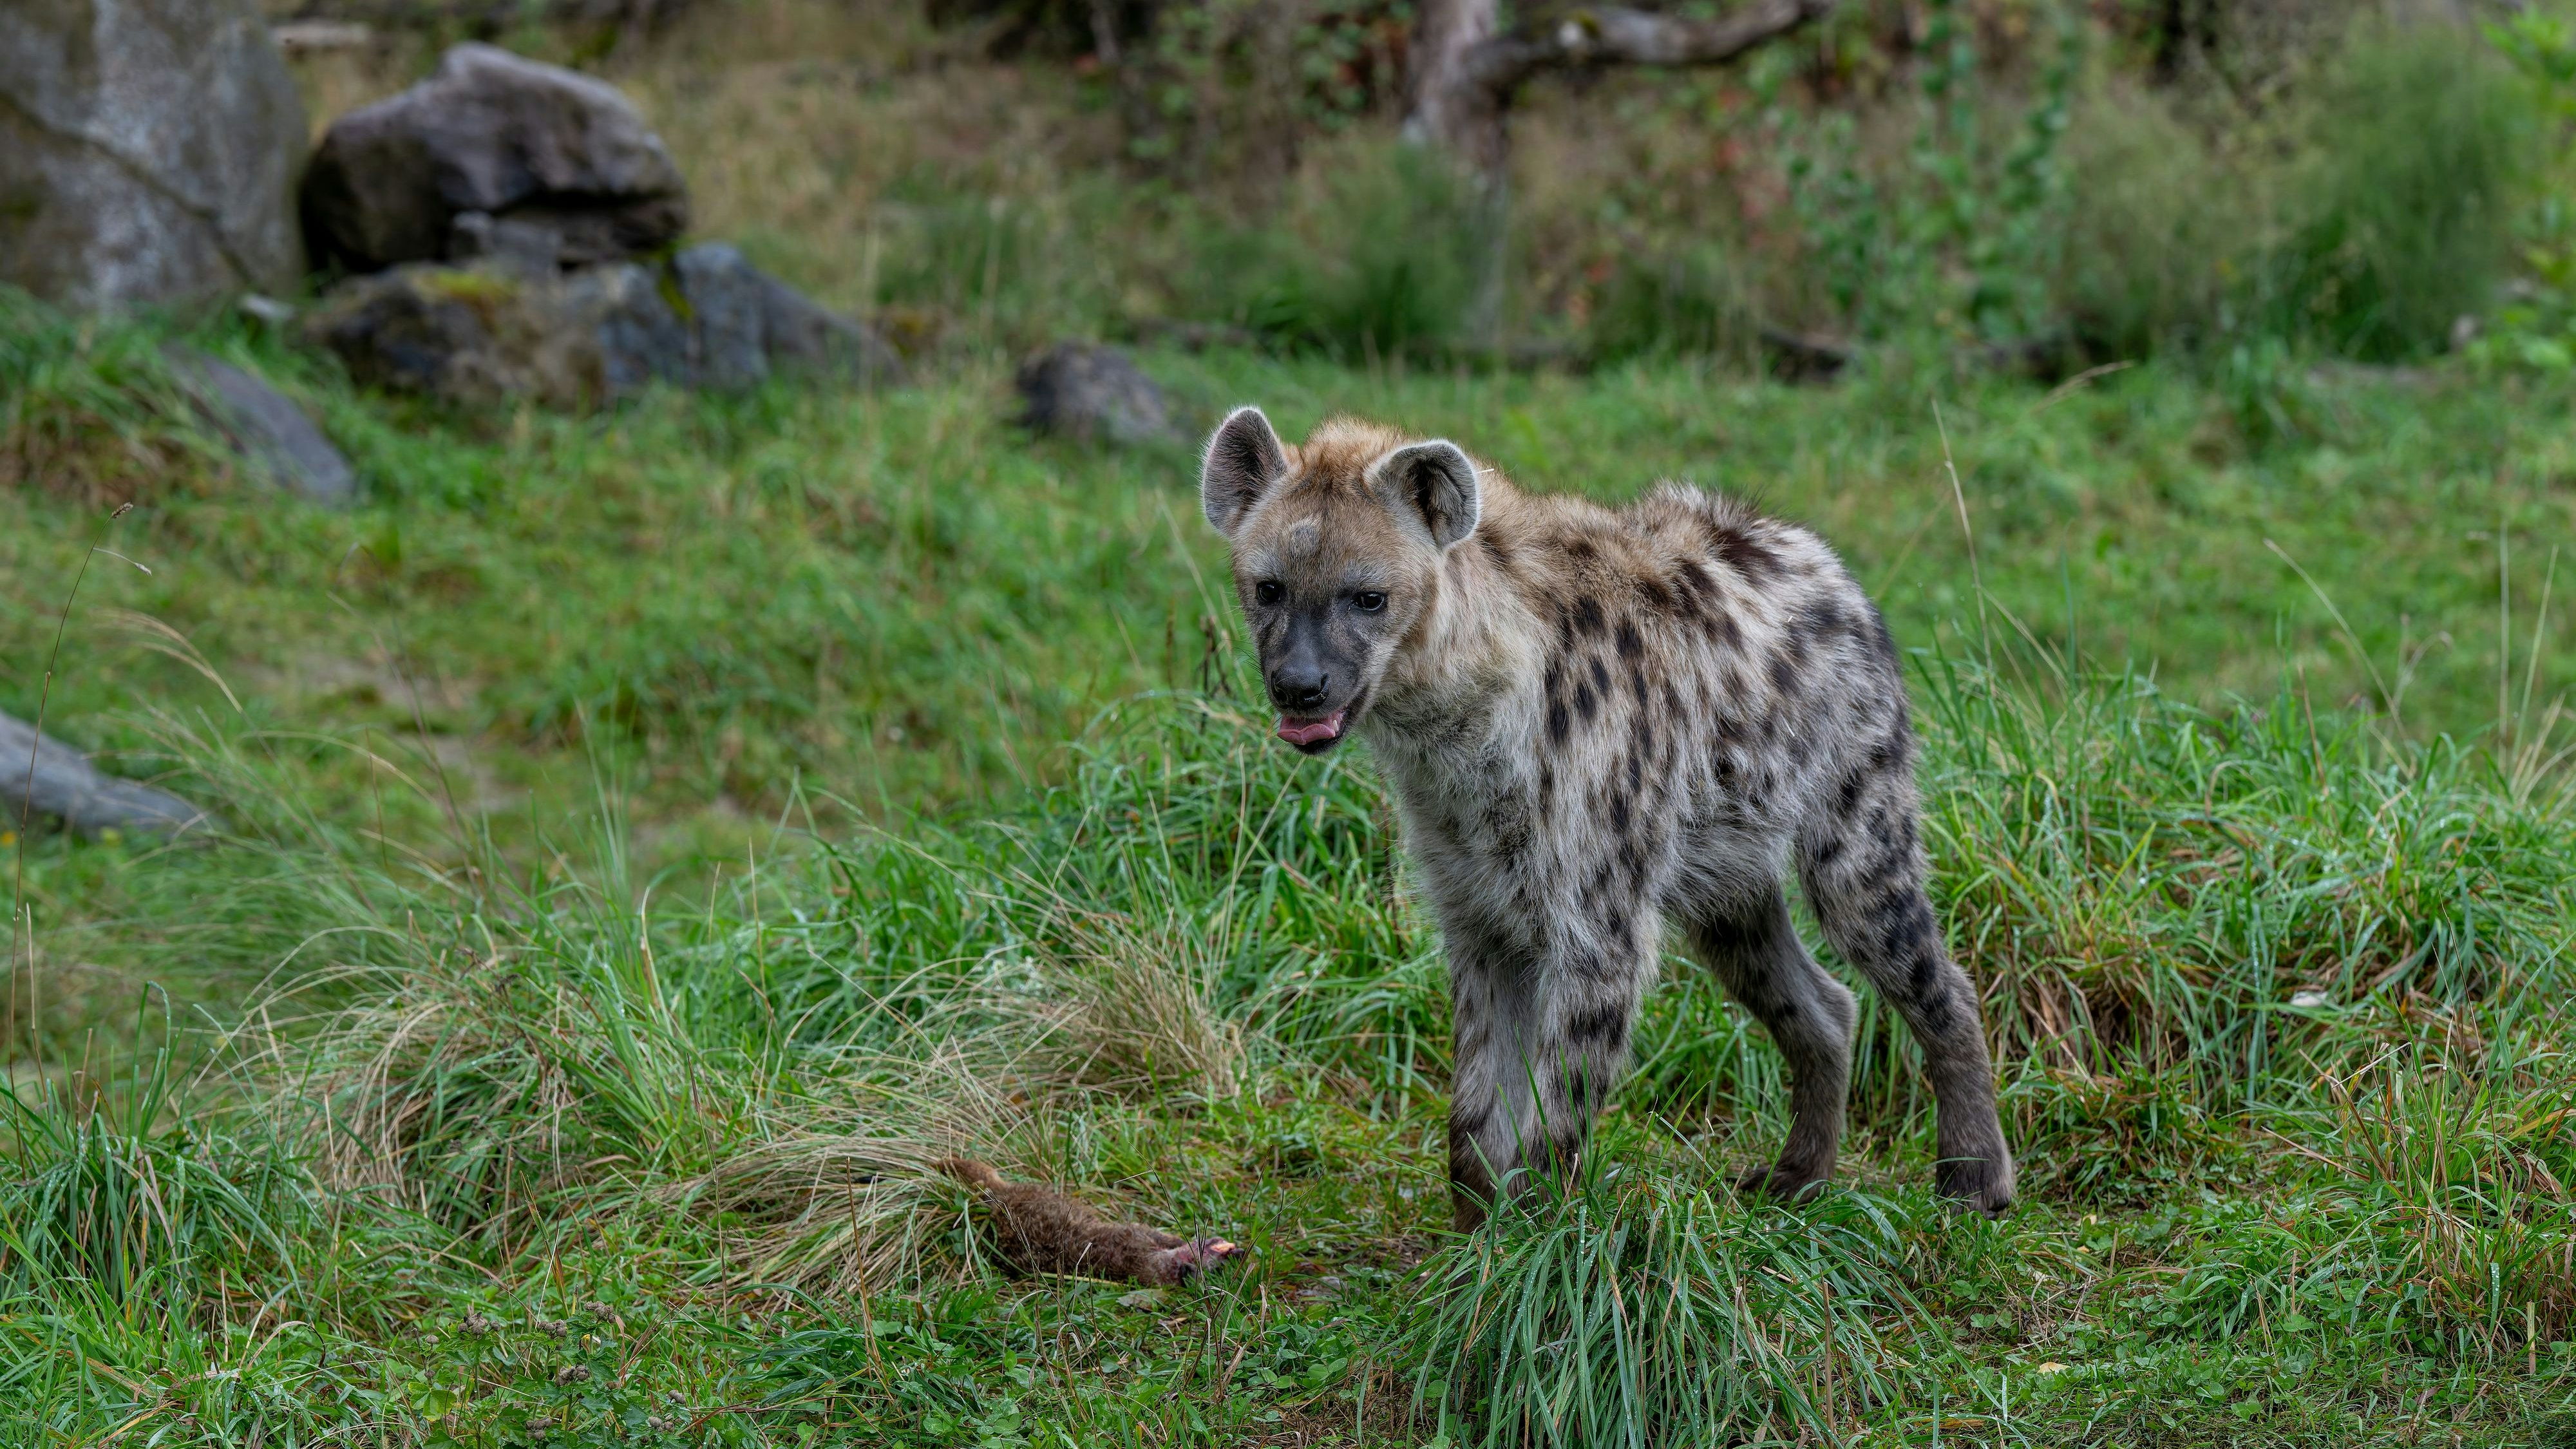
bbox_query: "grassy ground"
[6,296,2576,1444]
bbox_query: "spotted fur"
[1201,408,2014,1224]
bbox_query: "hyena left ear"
[1371,440,1481,550]
[1200,406,1288,538]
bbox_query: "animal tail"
[933,1156,1009,1193]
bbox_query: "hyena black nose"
[1271,670,1331,713]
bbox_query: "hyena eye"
[1255,581,1284,606]
[1352,591,1387,614]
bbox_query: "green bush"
[2057,23,2537,365]
[2270,26,2541,359]
[1586,244,1756,365]
[1185,140,1486,361]
[2053,82,2264,358]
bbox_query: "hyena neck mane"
[1362,473,1551,742]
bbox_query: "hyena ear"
[1370,440,1481,550]
[1200,406,1288,538]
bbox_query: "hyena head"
[1199,406,1480,754]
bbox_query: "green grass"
[6,291,2576,1444]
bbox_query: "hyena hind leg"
[1683,889,1857,1202]
[1797,804,2016,1215]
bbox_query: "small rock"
[238,294,299,329]
[163,347,356,506]
[0,711,219,839]
[1292,1274,1345,1302]
[1758,326,1854,384]
[2287,990,2332,1010]
[1115,1288,1164,1310]
[1014,343,1170,444]
[301,43,688,274]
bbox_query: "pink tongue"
[1277,709,1347,746]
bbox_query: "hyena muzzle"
[1200,406,2014,1225]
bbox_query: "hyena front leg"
[1799,761,2014,1214]
[1446,913,1658,1231]
[1682,888,1858,1202]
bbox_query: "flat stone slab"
[166,347,357,506]
[0,712,220,839]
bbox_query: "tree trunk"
[1403,0,1509,185]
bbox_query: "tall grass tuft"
[0,1021,295,1307]
[1907,656,2575,1123]
[1404,1176,1930,1446]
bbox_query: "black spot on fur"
[1708,520,1781,582]
[1567,538,1596,561]
[1866,603,1899,665]
[1868,720,1911,773]
[1609,793,1631,835]
[1798,599,1848,644]
[1768,652,1799,695]
[1589,656,1611,701]
[1548,699,1571,745]
[1836,770,1868,816]
[1615,619,1644,661]
[1574,681,1598,723]
[1572,596,1605,636]
[1567,1002,1631,1052]
[1486,794,1532,864]
[1636,573,1676,614]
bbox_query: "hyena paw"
[1150,1236,1243,1284]
[1735,1162,1829,1203]
[1935,1153,2016,1217]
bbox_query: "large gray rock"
[0,0,305,309]
[1014,343,1170,444]
[304,251,895,407]
[672,243,903,388]
[0,712,218,839]
[303,261,688,408]
[302,43,689,274]
[165,347,358,507]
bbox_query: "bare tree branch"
[1470,0,1839,92]
[1406,0,1839,180]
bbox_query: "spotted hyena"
[1200,408,2014,1224]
